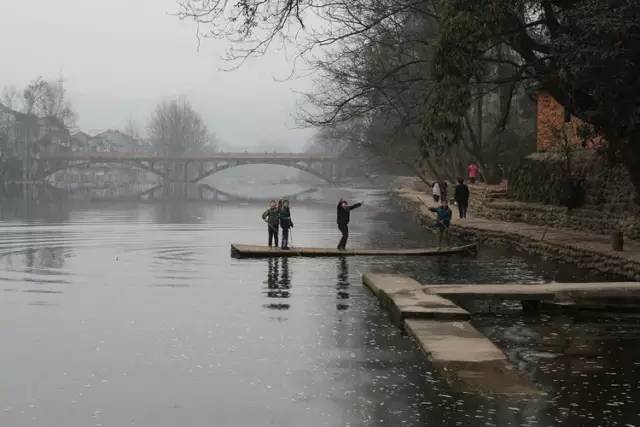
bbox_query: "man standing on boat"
[429,200,452,249]
[337,198,363,250]
[262,200,280,247]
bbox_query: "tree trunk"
[622,140,640,205]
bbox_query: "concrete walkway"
[424,282,640,300]
[362,273,539,395]
[395,188,640,280]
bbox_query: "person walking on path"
[337,198,363,250]
[262,200,280,247]
[429,200,452,248]
[454,178,470,219]
[279,199,294,250]
[467,162,480,184]
[432,181,441,203]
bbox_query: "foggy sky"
[0,0,316,152]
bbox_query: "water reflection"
[336,257,350,310]
[263,258,291,310]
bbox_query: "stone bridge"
[36,152,344,199]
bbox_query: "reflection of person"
[454,178,470,219]
[336,257,349,310]
[262,200,280,247]
[265,258,291,309]
[279,199,294,250]
[279,257,291,295]
[266,257,279,297]
[337,198,362,250]
[429,200,452,248]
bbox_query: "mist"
[0,0,315,152]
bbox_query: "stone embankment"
[392,187,640,281]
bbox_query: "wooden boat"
[230,243,478,258]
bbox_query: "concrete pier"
[405,319,537,394]
[423,282,640,301]
[362,274,470,324]
[361,273,539,394]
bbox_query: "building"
[92,129,141,152]
[70,131,92,152]
[0,103,71,158]
[536,91,603,151]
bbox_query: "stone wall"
[506,151,639,238]
[509,151,635,207]
[476,200,640,241]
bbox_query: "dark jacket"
[454,184,470,204]
[429,206,452,228]
[279,207,293,229]
[262,207,280,227]
[440,181,448,201]
[337,201,362,225]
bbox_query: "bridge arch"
[191,160,335,184]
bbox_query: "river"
[0,188,638,426]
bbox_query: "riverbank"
[392,187,640,281]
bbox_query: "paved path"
[396,188,640,278]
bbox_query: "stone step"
[405,319,540,395]
[362,274,470,324]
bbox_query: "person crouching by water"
[337,198,363,250]
[279,199,293,250]
[429,200,452,248]
[262,200,280,247]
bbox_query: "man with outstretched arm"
[429,200,452,249]
[337,198,363,250]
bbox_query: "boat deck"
[230,243,477,258]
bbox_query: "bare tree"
[123,117,142,140]
[23,77,77,128]
[3,77,77,128]
[147,98,215,155]
[1,86,21,111]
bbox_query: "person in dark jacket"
[262,200,280,247]
[337,198,363,250]
[429,200,452,248]
[440,180,449,203]
[279,199,294,249]
[454,178,470,219]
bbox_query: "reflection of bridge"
[36,152,343,199]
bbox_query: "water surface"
[1,193,638,426]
